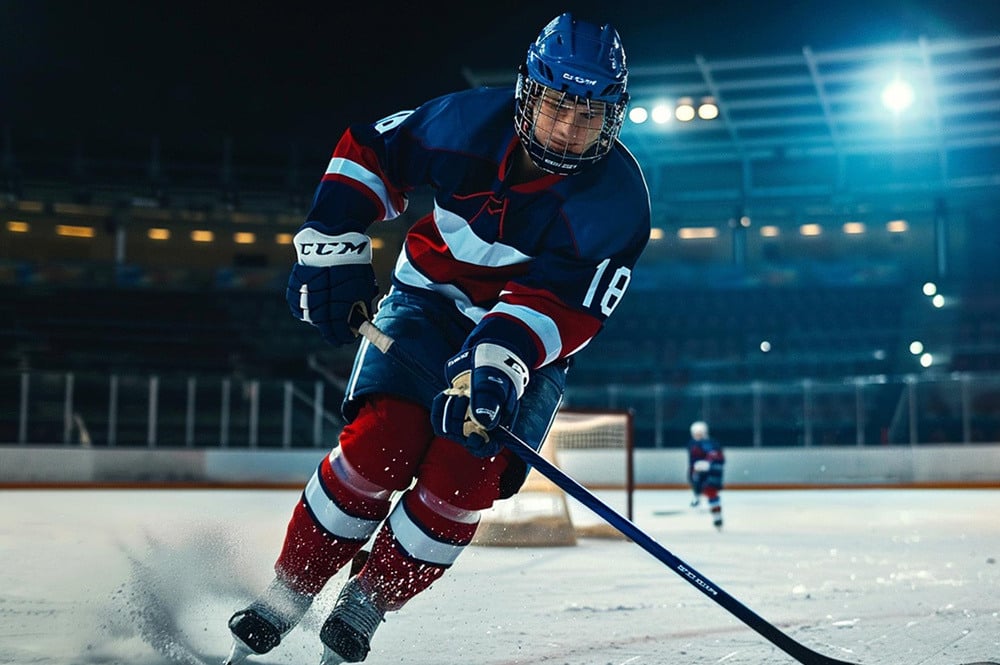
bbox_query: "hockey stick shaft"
[354,319,856,665]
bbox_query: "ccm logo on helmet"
[562,72,598,86]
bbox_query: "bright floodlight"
[629,106,649,124]
[760,340,771,353]
[675,98,696,122]
[881,78,915,113]
[651,104,672,124]
[922,281,937,296]
[920,352,933,368]
[909,340,924,355]
[932,294,945,308]
[697,98,719,120]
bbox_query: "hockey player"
[225,12,650,665]
[687,420,725,529]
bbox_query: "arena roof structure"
[464,34,1000,228]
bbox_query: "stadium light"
[677,226,718,239]
[919,352,934,367]
[56,224,95,238]
[628,106,649,124]
[932,294,945,308]
[881,77,915,113]
[922,281,937,296]
[697,97,719,120]
[909,340,924,355]
[675,97,696,122]
[651,104,673,124]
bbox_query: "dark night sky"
[1,0,997,169]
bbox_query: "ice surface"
[0,488,997,665]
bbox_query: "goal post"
[472,408,634,547]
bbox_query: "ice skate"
[318,577,386,664]
[224,577,313,664]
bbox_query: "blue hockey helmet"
[515,13,629,174]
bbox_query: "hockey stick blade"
[353,319,997,665]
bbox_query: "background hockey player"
[224,12,650,665]
[687,420,725,529]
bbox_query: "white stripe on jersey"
[393,245,565,361]
[303,469,381,541]
[392,252,489,323]
[325,157,405,220]
[433,204,531,267]
[387,500,466,566]
[491,301,563,365]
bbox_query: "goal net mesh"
[472,409,632,547]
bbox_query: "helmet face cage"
[515,73,628,175]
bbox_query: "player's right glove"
[430,343,530,458]
[286,226,378,346]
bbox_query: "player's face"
[532,89,606,156]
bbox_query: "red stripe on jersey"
[499,283,602,359]
[321,128,408,220]
[403,217,602,363]
[404,216,530,304]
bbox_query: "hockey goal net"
[472,409,634,547]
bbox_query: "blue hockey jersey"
[302,86,650,370]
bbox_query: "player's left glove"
[430,343,530,457]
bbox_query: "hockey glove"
[430,343,530,458]
[286,227,378,346]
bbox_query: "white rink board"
[3,444,999,486]
[0,488,997,665]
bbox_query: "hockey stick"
[353,318,997,665]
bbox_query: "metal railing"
[2,370,343,449]
[565,371,1000,448]
[5,368,1000,450]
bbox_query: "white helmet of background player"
[515,13,629,175]
[690,421,709,439]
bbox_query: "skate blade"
[223,639,255,665]
[318,646,346,665]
